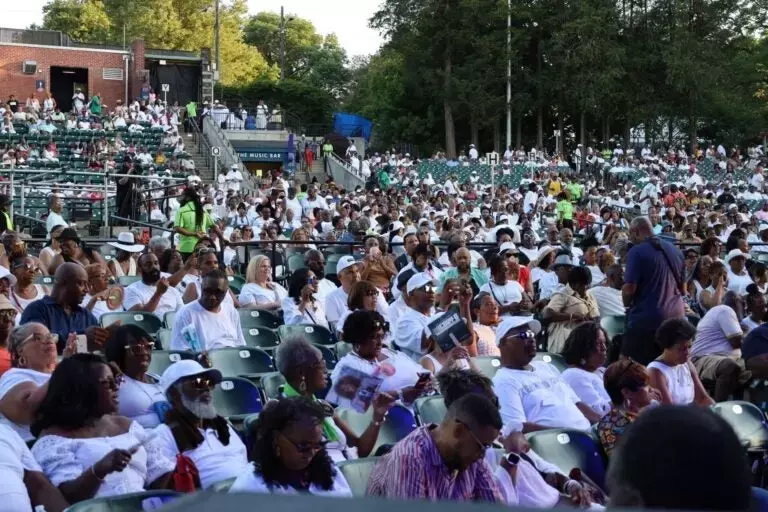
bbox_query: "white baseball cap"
[160,360,222,395]
[406,272,437,295]
[336,255,359,275]
[499,242,518,255]
[725,249,750,264]
[495,316,542,346]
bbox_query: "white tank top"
[421,354,444,374]
[10,285,46,312]
[112,258,137,277]
[648,360,694,405]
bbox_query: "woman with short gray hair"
[274,337,394,462]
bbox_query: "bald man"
[621,216,686,364]
[20,262,109,353]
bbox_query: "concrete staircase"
[184,134,217,182]
[294,158,329,185]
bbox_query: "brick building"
[0,28,208,112]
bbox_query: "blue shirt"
[624,238,685,328]
[743,324,768,361]
[20,296,97,353]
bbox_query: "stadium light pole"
[505,0,512,151]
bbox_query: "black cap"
[397,269,417,290]
[58,228,80,242]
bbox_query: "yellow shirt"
[548,180,562,196]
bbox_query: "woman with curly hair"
[230,397,353,496]
[30,354,171,503]
[560,322,611,416]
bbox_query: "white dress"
[117,375,166,429]
[229,463,353,497]
[0,368,51,441]
[32,422,169,498]
[561,367,611,416]
[648,361,695,405]
[239,282,287,307]
[0,423,42,512]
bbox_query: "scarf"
[282,382,339,442]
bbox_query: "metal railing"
[325,153,365,190]
[110,215,175,244]
[199,116,252,189]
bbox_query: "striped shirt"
[366,425,502,502]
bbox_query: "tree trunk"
[443,52,456,158]
[516,116,522,148]
[580,111,586,149]
[470,117,479,148]
[537,108,544,151]
[689,115,697,156]
[536,40,543,150]
[603,116,609,148]
[557,114,564,156]
[668,117,674,147]
[624,118,631,149]
[493,119,501,153]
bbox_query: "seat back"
[33,275,54,286]
[526,428,607,491]
[712,401,768,450]
[260,372,286,400]
[287,253,307,273]
[533,352,567,373]
[337,457,381,497]
[314,343,338,369]
[242,327,281,350]
[101,311,162,334]
[278,324,336,345]
[148,350,195,376]
[228,275,246,294]
[211,377,264,418]
[336,405,417,454]
[156,328,171,349]
[209,347,275,377]
[600,315,626,342]
[117,276,142,287]
[164,311,176,329]
[238,309,281,329]
[64,490,181,511]
[335,341,353,359]
[414,396,447,425]
[472,356,502,379]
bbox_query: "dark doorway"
[149,61,200,106]
[50,67,88,113]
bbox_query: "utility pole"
[505,0,512,151]
[279,6,285,81]
[214,0,221,89]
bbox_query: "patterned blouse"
[597,405,638,457]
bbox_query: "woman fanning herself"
[229,397,353,496]
[30,354,171,503]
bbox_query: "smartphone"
[505,452,520,465]
[416,372,431,383]
[76,335,88,354]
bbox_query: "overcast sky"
[4,0,385,57]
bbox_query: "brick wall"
[0,43,127,110]
[130,39,146,101]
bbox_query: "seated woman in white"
[31,355,172,502]
[239,255,287,311]
[648,318,714,407]
[230,397,352,497]
[281,268,329,328]
[560,323,612,417]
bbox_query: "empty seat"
[712,401,768,451]
[63,490,181,512]
[278,324,336,346]
[533,352,567,373]
[242,327,281,351]
[211,377,263,423]
[100,311,162,335]
[208,347,275,378]
[414,395,447,425]
[336,404,417,455]
[472,356,502,379]
[526,428,607,491]
[238,309,281,330]
[148,350,195,376]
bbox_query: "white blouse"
[229,463,353,497]
[560,367,611,416]
[239,282,288,307]
[281,296,329,328]
[32,422,168,498]
[648,361,695,405]
[117,375,167,429]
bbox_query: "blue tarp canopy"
[333,113,373,141]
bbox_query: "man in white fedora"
[107,232,145,278]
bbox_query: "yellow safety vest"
[2,211,12,232]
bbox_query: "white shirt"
[561,367,611,416]
[587,287,624,316]
[238,282,288,307]
[81,292,123,320]
[285,197,303,220]
[229,464,353,496]
[647,361,695,405]
[394,307,434,361]
[492,362,591,432]
[170,300,246,351]
[151,423,250,490]
[727,269,752,295]
[685,173,704,190]
[46,210,67,236]
[0,368,51,441]
[118,375,166,429]
[281,296,329,328]
[586,265,605,287]
[324,287,389,326]
[479,281,524,315]
[523,191,538,214]
[300,197,329,218]
[0,423,42,512]
[123,280,183,317]
[315,278,337,305]
[691,305,742,358]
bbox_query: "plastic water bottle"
[181,324,202,353]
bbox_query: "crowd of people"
[0,86,767,510]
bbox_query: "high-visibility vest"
[2,212,12,232]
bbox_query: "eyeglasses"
[418,284,436,294]
[373,320,390,333]
[457,420,492,452]
[19,333,58,350]
[365,290,379,297]
[99,375,123,390]
[190,376,215,390]
[502,329,536,342]
[12,262,37,272]
[124,341,154,355]
[280,431,328,455]
[0,310,15,321]
[306,277,317,285]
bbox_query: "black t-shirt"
[7,99,18,113]
[717,193,735,205]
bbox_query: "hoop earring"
[18,356,26,367]
[299,376,307,393]
[580,358,586,366]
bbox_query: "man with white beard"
[151,360,251,489]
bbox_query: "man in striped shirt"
[366,394,503,501]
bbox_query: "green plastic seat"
[260,372,286,399]
[242,327,281,350]
[243,412,260,434]
[208,347,275,378]
[287,253,307,273]
[472,356,502,379]
[156,328,171,349]
[337,457,381,497]
[712,401,768,451]
[600,315,626,343]
[533,352,568,373]
[278,324,336,346]
[33,275,54,286]
[117,276,142,287]
[526,428,607,491]
[335,341,353,359]
[337,404,417,455]
[313,343,337,369]
[64,490,181,511]
[100,311,162,334]
[227,275,245,294]
[414,395,447,425]
[163,311,176,329]
[147,350,195,376]
[238,309,281,330]
[211,376,263,423]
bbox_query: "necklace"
[125,374,164,406]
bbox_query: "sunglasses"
[419,284,436,294]
[502,329,536,341]
[99,375,123,391]
[13,262,38,272]
[374,320,391,332]
[124,341,155,355]
[189,376,215,390]
[280,432,328,455]
[306,277,317,285]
